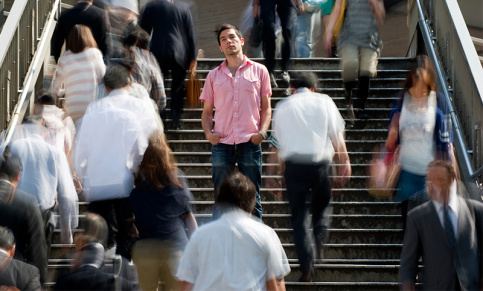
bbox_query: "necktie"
[444,205,456,250]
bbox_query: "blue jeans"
[212,142,262,219]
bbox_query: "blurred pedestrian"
[201,24,271,220]
[50,25,106,124]
[273,72,351,281]
[399,160,483,290]
[8,119,78,255]
[177,172,290,290]
[295,0,322,58]
[0,227,41,291]
[123,25,166,111]
[325,0,385,125]
[386,56,451,231]
[139,0,197,129]
[54,213,139,290]
[0,149,47,286]
[75,63,158,258]
[253,0,303,88]
[51,0,111,62]
[129,132,197,290]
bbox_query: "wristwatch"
[259,130,268,140]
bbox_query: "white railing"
[408,0,483,197]
[0,0,59,143]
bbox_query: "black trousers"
[284,160,331,274]
[260,0,297,73]
[157,57,187,121]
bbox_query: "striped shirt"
[337,0,382,53]
[50,48,106,122]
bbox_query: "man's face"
[218,29,244,56]
[426,165,453,204]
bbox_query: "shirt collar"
[219,55,252,74]
[432,179,459,216]
[107,88,129,97]
[0,249,8,256]
[294,87,311,94]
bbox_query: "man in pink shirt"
[201,23,272,219]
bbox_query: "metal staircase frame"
[408,0,483,199]
[0,0,60,144]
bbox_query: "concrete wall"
[458,0,483,29]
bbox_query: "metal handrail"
[409,0,483,197]
[0,0,60,144]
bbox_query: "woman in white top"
[50,24,106,124]
[386,56,451,231]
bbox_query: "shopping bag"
[367,145,401,198]
[186,72,202,108]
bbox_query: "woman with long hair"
[130,131,197,291]
[50,24,106,124]
[386,55,451,230]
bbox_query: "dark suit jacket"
[51,1,110,62]
[139,0,196,69]
[0,253,41,291]
[399,196,483,290]
[0,181,47,285]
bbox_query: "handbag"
[186,72,202,108]
[367,145,401,199]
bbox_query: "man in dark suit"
[399,160,483,290]
[51,0,111,62]
[0,227,41,291]
[139,0,197,129]
[0,149,47,286]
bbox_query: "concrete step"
[163,77,405,90]
[284,281,399,291]
[195,57,415,71]
[190,201,400,215]
[181,174,376,189]
[172,151,377,164]
[166,128,389,141]
[193,214,402,229]
[167,139,386,152]
[177,163,376,176]
[188,188,395,202]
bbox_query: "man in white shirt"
[273,72,351,282]
[9,120,79,247]
[399,160,483,290]
[177,172,290,290]
[75,63,158,257]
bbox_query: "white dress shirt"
[176,209,291,290]
[273,87,345,163]
[432,180,459,237]
[75,89,158,202]
[9,134,79,243]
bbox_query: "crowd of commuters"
[0,0,481,290]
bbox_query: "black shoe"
[281,71,290,86]
[298,270,314,282]
[172,119,183,130]
[270,73,278,88]
[281,88,291,97]
[355,109,369,119]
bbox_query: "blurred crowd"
[0,0,481,290]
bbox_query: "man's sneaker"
[270,73,278,88]
[281,71,290,86]
[355,109,370,119]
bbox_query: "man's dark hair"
[103,63,133,90]
[0,226,15,250]
[0,147,22,182]
[36,94,56,106]
[290,72,318,89]
[216,23,243,46]
[82,212,108,248]
[216,172,256,213]
[427,160,456,181]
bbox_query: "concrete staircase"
[47,57,414,290]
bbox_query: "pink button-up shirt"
[200,57,271,145]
